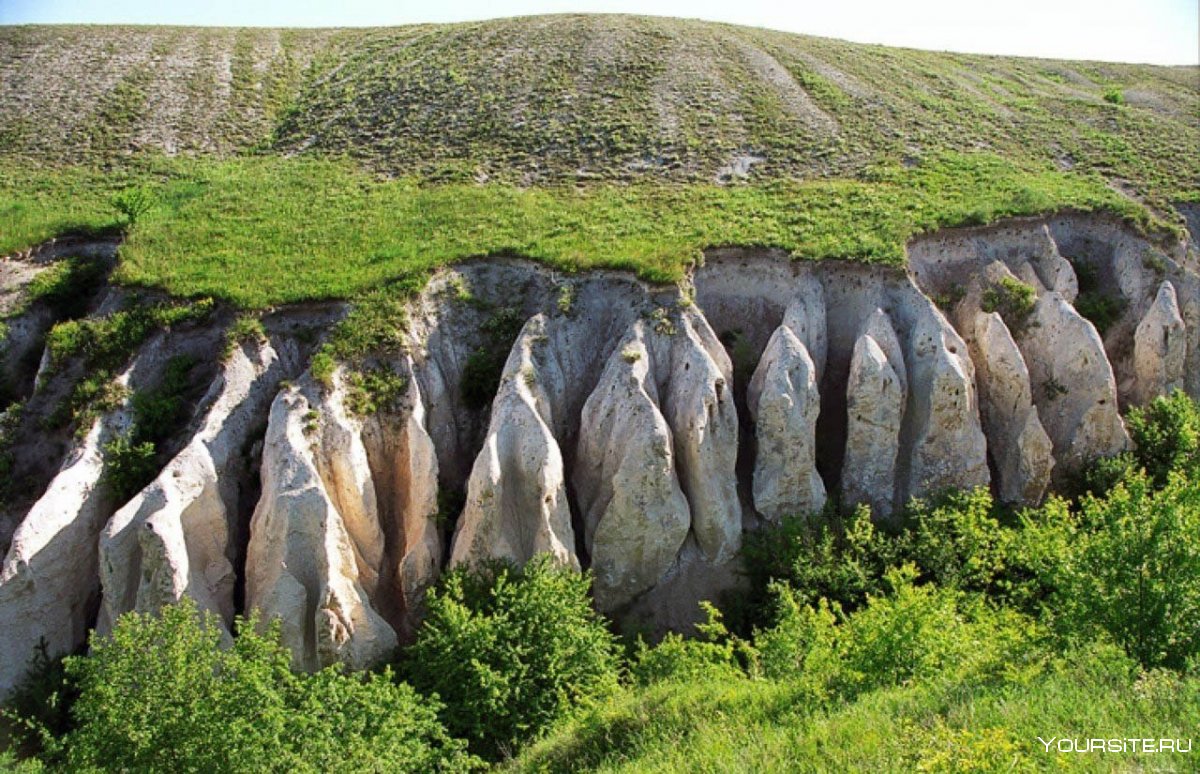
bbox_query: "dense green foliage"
[4,383,1199,774]
[24,600,479,773]
[406,558,621,759]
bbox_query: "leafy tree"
[407,557,620,759]
[1043,470,1200,669]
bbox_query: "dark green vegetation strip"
[0,153,1158,308]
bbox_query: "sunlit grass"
[1,152,1161,308]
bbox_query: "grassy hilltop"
[1,15,1197,306]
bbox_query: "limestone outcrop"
[0,212,1196,695]
[97,336,297,634]
[969,312,1054,504]
[747,324,825,520]
[841,323,905,519]
[1133,281,1186,404]
[900,305,990,503]
[0,334,164,697]
[656,308,741,563]
[1015,291,1129,479]
[450,315,577,570]
[246,378,398,671]
[575,324,690,612]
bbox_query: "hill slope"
[0,16,1197,307]
[2,16,1197,195]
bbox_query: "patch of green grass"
[42,299,212,434]
[513,649,1199,772]
[222,315,267,358]
[1,152,1153,310]
[344,367,409,416]
[9,256,110,320]
[101,355,199,501]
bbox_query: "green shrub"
[1074,291,1125,335]
[741,505,906,622]
[1043,470,1200,669]
[99,355,198,501]
[0,640,79,762]
[758,566,1043,701]
[111,186,155,229]
[905,488,1014,596]
[21,257,109,319]
[980,276,1036,333]
[100,434,158,502]
[630,603,751,685]
[57,599,478,773]
[223,315,267,357]
[1103,87,1126,105]
[407,557,620,759]
[1127,389,1200,486]
[345,367,408,416]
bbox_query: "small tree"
[1048,470,1200,669]
[407,557,621,759]
[111,186,155,230]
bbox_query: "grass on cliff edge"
[0,152,1163,309]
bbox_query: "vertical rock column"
[1015,289,1129,481]
[360,363,442,639]
[98,336,296,634]
[0,335,164,698]
[1133,280,1187,405]
[449,314,578,570]
[657,308,742,564]
[899,305,990,503]
[747,293,827,520]
[968,312,1054,505]
[575,323,690,613]
[245,378,399,672]
[841,311,906,521]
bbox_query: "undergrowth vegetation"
[3,392,1198,772]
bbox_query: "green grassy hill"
[1,16,1197,306]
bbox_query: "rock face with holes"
[0,211,1197,695]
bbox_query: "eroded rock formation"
[1,212,1197,694]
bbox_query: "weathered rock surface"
[1,212,1197,697]
[97,336,296,634]
[0,335,160,697]
[575,324,690,612]
[1133,281,1186,404]
[359,364,442,638]
[969,312,1054,504]
[1015,291,1129,479]
[900,304,990,503]
[747,325,825,520]
[450,315,578,570]
[657,308,741,563]
[842,327,905,519]
[245,379,398,671]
